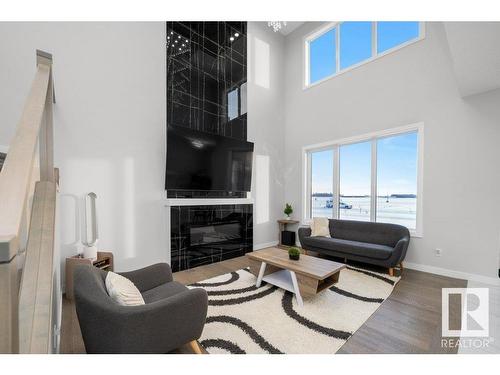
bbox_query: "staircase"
[0,50,58,354]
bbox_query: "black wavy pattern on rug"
[191,271,239,287]
[329,286,384,303]
[200,338,246,354]
[206,285,258,296]
[206,315,283,354]
[347,266,395,285]
[208,285,278,306]
[281,292,351,340]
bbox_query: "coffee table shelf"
[262,269,295,292]
[247,247,345,307]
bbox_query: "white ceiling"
[278,22,304,36]
[444,22,500,97]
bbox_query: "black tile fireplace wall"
[170,204,253,272]
[166,21,248,199]
[167,22,251,271]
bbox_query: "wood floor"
[60,255,466,354]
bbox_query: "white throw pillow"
[310,217,331,237]
[105,271,145,306]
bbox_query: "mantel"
[164,198,254,207]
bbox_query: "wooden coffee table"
[246,247,346,306]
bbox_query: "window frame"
[302,122,424,237]
[304,22,426,89]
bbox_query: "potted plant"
[288,246,301,261]
[284,203,293,220]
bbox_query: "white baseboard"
[0,144,8,153]
[253,241,278,251]
[404,261,500,286]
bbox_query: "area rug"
[189,266,401,354]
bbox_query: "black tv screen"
[166,125,254,192]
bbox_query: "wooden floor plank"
[60,255,466,354]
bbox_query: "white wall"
[0,22,167,274]
[0,22,284,276]
[247,22,287,248]
[283,22,500,282]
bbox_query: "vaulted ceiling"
[444,22,500,97]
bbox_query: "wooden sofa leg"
[400,262,404,272]
[388,268,394,277]
[188,340,203,354]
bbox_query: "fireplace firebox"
[170,204,253,272]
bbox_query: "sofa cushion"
[303,236,393,260]
[141,281,188,304]
[105,271,145,306]
[328,219,407,247]
[311,217,331,237]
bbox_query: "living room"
[0,0,499,372]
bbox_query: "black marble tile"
[166,21,247,141]
[166,21,249,200]
[203,22,219,44]
[230,60,245,86]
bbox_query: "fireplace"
[170,204,253,272]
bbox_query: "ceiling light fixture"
[234,33,239,37]
[230,37,234,42]
[268,21,287,33]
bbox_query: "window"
[304,124,423,235]
[377,22,420,54]
[377,132,418,229]
[340,22,372,70]
[306,22,423,87]
[310,149,334,218]
[227,88,239,121]
[309,28,336,85]
[339,141,371,221]
[240,82,247,115]
[227,81,247,121]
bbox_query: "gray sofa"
[298,219,410,275]
[74,263,208,353]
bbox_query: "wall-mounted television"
[166,125,254,192]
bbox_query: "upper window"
[340,22,372,70]
[377,22,420,54]
[309,28,336,85]
[304,124,423,235]
[306,22,423,86]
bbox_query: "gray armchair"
[73,263,208,354]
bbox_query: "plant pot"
[289,254,300,261]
